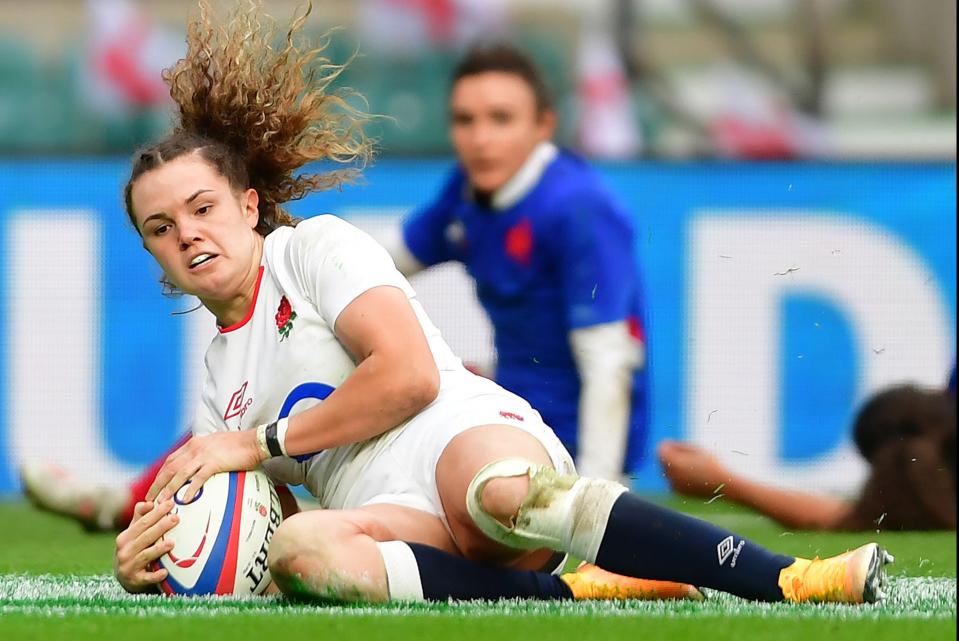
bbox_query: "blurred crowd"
[0,0,955,159]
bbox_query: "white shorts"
[303,368,574,529]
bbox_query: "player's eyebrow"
[185,188,214,204]
[142,189,215,226]
[141,212,170,227]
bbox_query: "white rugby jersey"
[191,215,465,508]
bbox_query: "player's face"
[449,71,556,195]
[129,154,261,308]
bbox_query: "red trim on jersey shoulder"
[627,315,645,342]
[218,266,265,334]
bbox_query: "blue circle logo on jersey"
[278,382,335,462]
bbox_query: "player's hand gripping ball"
[154,470,282,596]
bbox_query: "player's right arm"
[376,223,426,277]
[383,169,464,276]
[113,498,179,593]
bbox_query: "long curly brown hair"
[124,0,372,238]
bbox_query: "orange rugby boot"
[778,543,894,604]
[560,562,705,601]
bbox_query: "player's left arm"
[555,193,645,481]
[281,283,441,457]
[279,217,441,457]
[148,219,440,503]
[570,322,643,481]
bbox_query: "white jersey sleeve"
[286,215,415,330]
[189,398,219,436]
[187,346,225,437]
[189,365,221,437]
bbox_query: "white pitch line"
[0,575,955,619]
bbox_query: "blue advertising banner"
[0,159,954,493]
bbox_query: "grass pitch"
[1,497,954,641]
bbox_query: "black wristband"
[264,421,283,458]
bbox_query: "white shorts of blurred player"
[299,368,575,535]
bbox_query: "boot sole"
[862,544,895,603]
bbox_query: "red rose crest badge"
[275,296,297,341]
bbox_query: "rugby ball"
[155,470,282,596]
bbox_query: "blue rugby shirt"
[401,147,649,474]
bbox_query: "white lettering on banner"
[6,212,217,486]
[8,213,138,486]
[688,213,951,494]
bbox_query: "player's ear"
[243,188,260,229]
[537,108,557,141]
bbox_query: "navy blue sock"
[407,543,573,601]
[594,493,793,601]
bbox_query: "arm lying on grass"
[657,440,852,530]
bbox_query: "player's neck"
[473,141,558,211]
[207,237,265,330]
[473,190,494,209]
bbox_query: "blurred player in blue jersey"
[383,43,648,482]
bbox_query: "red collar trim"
[218,266,265,334]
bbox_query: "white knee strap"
[465,458,628,562]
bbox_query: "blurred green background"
[0,0,955,159]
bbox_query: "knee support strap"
[465,458,627,562]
